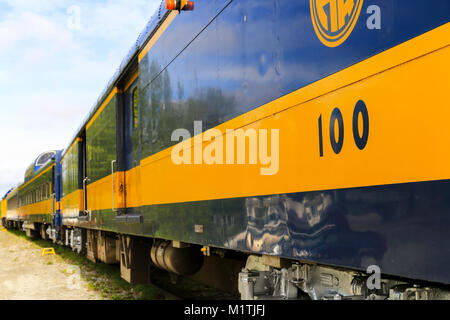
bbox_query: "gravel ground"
[0,226,101,300]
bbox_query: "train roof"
[2,188,15,200]
[23,150,61,184]
[62,2,170,159]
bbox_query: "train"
[1,0,450,300]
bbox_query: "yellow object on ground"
[41,248,56,256]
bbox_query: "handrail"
[83,177,90,214]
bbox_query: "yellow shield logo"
[310,0,364,47]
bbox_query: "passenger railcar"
[1,195,7,228]
[4,151,62,237]
[3,188,19,230]
[3,0,450,300]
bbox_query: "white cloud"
[0,0,161,196]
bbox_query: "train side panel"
[132,0,449,284]
[18,164,55,225]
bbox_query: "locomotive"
[2,0,450,300]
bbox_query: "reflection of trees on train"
[138,59,241,243]
[86,98,117,183]
[140,60,237,159]
[227,191,386,266]
[62,144,78,198]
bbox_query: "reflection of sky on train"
[143,1,318,118]
[142,0,449,140]
[0,0,160,196]
[226,191,386,267]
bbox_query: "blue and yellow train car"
[5,0,450,300]
[15,151,63,238]
[1,195,7,228]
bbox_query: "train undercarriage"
[4,221,450,300]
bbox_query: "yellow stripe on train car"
[130,22,450,207]
[20,199,53,216]
[86,22,450,212]
[61,189,84,216]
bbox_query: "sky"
[0,0,161,196]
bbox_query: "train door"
[51,166,56,215]
[85,90,120,217]
[79,135,87,215]
[122,72,142,214]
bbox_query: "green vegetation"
[6,229,164,300]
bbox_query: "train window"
[35,151,56,167]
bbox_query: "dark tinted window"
[36,151,55,166]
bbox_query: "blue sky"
[0,0,160,196]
